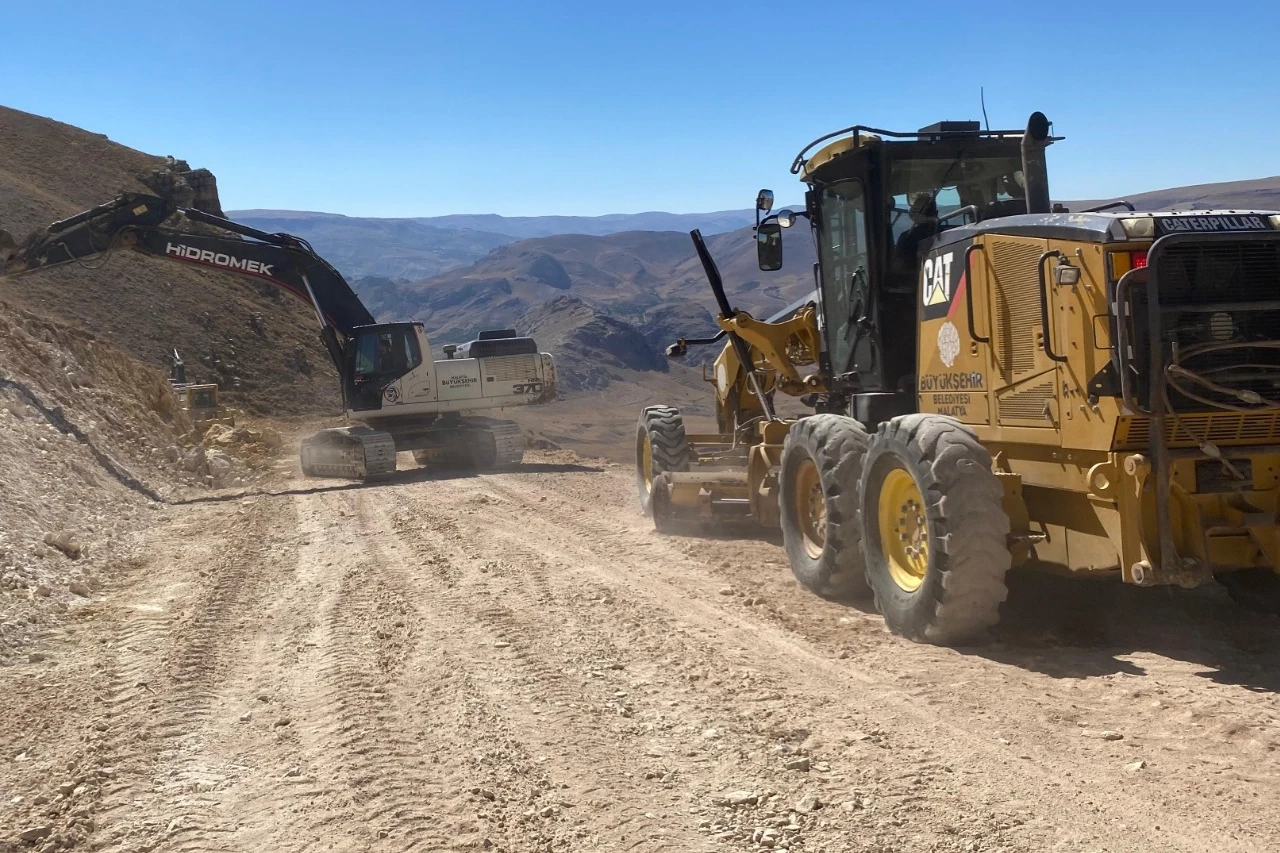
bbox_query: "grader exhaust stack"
[1021,111,1053,214]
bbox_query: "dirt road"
[4,451,1279,852]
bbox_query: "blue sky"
[3,1,1277,217]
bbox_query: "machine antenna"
[980,87,990,131]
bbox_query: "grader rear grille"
[1116,412,1280,449]
[990,240,1047,381]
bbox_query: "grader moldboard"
[637,111,1280,645]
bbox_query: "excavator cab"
[345,323,426,411]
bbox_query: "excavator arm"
[0,192,375,371]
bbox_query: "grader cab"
[637,111,1280,644]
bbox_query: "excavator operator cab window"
[353,326,422,381]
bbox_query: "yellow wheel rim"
[793,458,826,560]
[640,433,654,494]
[878,468,929,592]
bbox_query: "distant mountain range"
[355,223,818,349]
[226,207,774,281]
[1061,176,1280,215]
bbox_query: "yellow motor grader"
[637,111,1280,644]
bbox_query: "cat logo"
[922,251,955,307]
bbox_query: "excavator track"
[299,426,397,480]
[410,417,524,472]
[471,417,525,469]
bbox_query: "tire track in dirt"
[0,554,171,853]
[1,503,282,853]
[217,489,452,851]
[213,487,561,852]
[444,465,1279,852]
[103,503,286,853]
[383,476,1039,852]
[366,493,688,851]
[10,450,1276,853]
[404,473,1024,845]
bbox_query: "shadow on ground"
[965,570,1280,694]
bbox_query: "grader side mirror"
[756,221,783,271]
[756,189,774,213]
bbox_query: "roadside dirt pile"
[0,104,338,415]
[0,301,275,665]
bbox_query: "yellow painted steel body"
[660,420,792,528]
[918,231,1280,585]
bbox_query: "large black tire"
[636,406,695,515]
[778,415,873,601]
[859,414,1011,645]
[1217,568,1280,615]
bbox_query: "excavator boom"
[0,193,373,367]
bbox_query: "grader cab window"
[884,151,1026,273]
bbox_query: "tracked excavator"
[639,111,1280,643]
[0,193,558,480]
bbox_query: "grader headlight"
[1119,216,1156,239]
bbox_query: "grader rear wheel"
[859,414,1012,645]
[778,414,872,601]
[635,406,695,515]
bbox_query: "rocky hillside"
[0,301,281,664]
[369,173,1280,356]
[637,299,721,366]
[416,208,761,239]
[516,295,668,391]
[0,105,339,416]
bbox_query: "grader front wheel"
[635,406,695,515]
[778,415,873,601]
[859,414,1012,645]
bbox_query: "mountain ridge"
[224,206,791,281]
